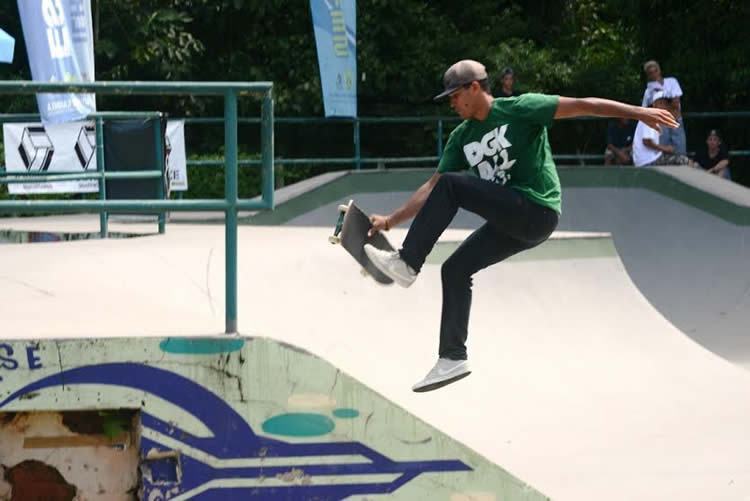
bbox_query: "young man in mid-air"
[364,59,678,393]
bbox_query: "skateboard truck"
[328,200,353,245]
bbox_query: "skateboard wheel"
[337,204,349,213]
[328,235,341,245]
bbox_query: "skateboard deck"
[329,200,395,285]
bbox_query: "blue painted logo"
[0,363,471,499]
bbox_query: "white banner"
[2,120,187,194]
[17,0,97,123]
[165,120,188,192]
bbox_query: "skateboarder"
[364,59,678,393]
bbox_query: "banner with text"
[310,0,357,117]
[2,121,187,195]
[17,0,96,123]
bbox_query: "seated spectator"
[694,129,731,179]
[642,60,687,155]
[604,118,635,165]
[633,90,694,167]
[497,67,521,97]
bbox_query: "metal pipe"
[154,117,166,234]
[0,80,273,96]
[224,90,239,334]
[0,171,162,183]
[95,117,107,238]
[437,119,444,157]
[261,89,275,209]
[353,119,361,170]
[0,199,274,213]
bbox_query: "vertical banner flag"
[310,0,357,117]
[0,28,14,63]
[17,0,96,123]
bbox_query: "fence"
[0,81,275,334]
[179,112,750,173]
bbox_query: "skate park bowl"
[1,162,750,500]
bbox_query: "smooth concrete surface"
[1,217,749,500]
[267,168,750,370]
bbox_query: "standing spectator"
[633,91,693,167]
[642,60,687,155]
[604,118,635,165]
[694,129,731,179]
[497,67,521,97]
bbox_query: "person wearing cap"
[694,129,731,179]
[642,60,687,155]
[363,59,678,393]
[633,90,693,167]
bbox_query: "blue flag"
[310,0,357,117]
[0,28,14,63]
[17,0,96,123]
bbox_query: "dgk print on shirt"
[437,94,563,214]
[462,124,516,184]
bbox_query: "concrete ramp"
[0,336,542,500]
[239,166,750,370]
[1,218,750,500]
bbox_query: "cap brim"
[433,86,460,101]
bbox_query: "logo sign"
[3,121,188,195]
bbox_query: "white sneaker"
[363,244,417,288]
[412,358,471,393]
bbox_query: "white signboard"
[165,120,187,192]
[2,120,187,194]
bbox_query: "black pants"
[399,172,559,360]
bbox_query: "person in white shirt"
[633,91,693,167]
[642,60,687,155]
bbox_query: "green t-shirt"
[437,93,561,213]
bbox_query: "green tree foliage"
[0,0,747,196]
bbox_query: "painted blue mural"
[0,363,471,499]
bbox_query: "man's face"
[646,65,662,81]
[707,134,721,149]
[449,83,474,119]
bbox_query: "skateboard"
[329,200,395,285]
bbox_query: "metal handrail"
[3,110,747,172]
[0,81,276,335]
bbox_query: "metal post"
[224,91,239,334]
[153,115,166,234]
[261,90,275,208]
[95,117,108,237]
[437,119,444,157]
[353,118,361,170]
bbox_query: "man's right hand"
[368,214,390,237]
[640,107,679,132]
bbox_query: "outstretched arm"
[368,173,442,236]
[555,97,678,131]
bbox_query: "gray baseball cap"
[433,60,488,100]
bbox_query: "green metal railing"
[179,111,750,170]
[0,81,275,334]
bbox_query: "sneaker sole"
[412,371,471,393]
